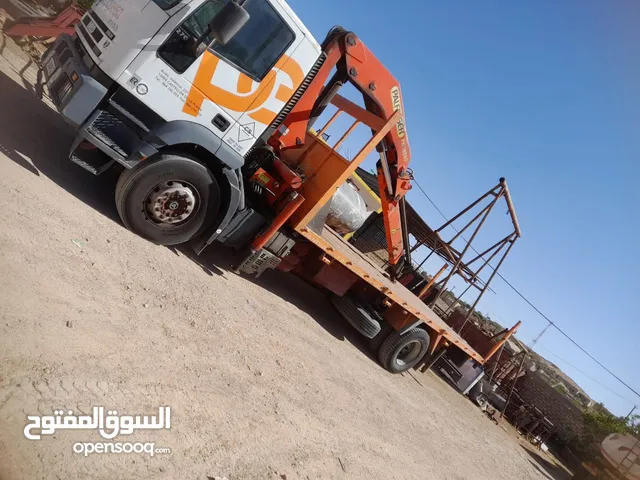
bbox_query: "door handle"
[212,114,230,132]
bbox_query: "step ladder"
[616,438,640,476]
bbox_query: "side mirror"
[208,1,250,45]
[187,36,210,58]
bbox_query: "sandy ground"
[0,23,558,480]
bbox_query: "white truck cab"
[40,0,325,247]
[37,1,445,379]
[42,0,321,159]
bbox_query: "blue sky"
[288,0,640,416]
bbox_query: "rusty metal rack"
[349,171,521,336]
[409,178,522,332]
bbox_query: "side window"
[158,0,295,80]
[210,0,295,81]
[158,0,227,73]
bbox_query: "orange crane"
[226,27,490,374]
[253,26,414,280]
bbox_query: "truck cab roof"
[271,0,321,56]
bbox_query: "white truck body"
[42,0,322,158]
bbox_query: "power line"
[493,269,640,400]
[412,180,451,221]
[410,177,640,401]
[538,346,637,406]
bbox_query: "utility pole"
[625,405,637,422]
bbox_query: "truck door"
[117,0,309,156]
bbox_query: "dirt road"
[0,29,554,480]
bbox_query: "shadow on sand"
[188,244,379,363]
[522,445,573,480]
[0,69,380,365]
[0,71,123,221]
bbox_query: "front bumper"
[41,34,107,127]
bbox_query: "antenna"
[529,321,552,349]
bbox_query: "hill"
[465,308,593,407]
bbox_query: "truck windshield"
[158,0,295,79]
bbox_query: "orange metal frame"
[271,28,412,275]
[276,93,486,363]
[255,28,509,365]
[281,94,400,229]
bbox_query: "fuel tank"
[325,181,369,234]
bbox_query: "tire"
[368,322,395,351]
[115,152,220,246]
[330,294,382,339]
[378,328,430,374]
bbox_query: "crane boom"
[271,27,413,278]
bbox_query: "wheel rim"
[144,180,200,227]
[396,340,423,366]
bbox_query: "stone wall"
[516,371,585,443]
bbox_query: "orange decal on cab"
[183,51,304,125]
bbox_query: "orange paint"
[182,51,304,126]
[247,108,278,125]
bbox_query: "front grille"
[89,10,114,40]
[91,27,104,43]
[78,23,101,57]
[82,12,106,43]
[51,75,73,105]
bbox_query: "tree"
[554,383,569,395]
[76,0,95,10]
[571,406,640,459]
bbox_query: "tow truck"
[38,0,515,374]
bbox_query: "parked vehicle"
[38,0,507,375]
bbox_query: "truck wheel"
[378,328,430,374]
[330,294,382,339]
[115,152,220,246]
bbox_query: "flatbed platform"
[295,224,485,364]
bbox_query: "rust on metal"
[483,320,521,363]
[295,225,485,363]
[320,254,333,265]
[416,263,448,300]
